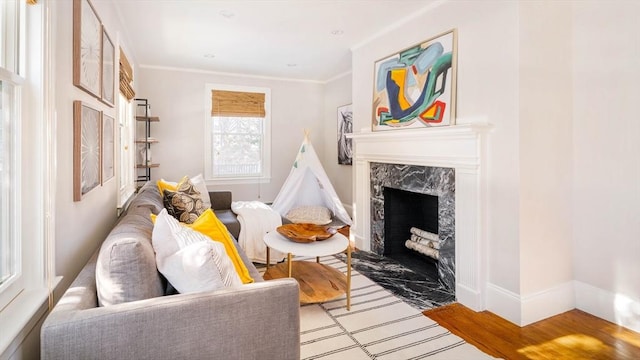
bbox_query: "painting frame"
[100,27,115,107]
[73,0,102,98]
[73,101,102,201]
[101,112,115,184]
[337,103,353,165]
[372,28,458,131]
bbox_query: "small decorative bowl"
[276,223,335,243]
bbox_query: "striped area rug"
[261,256,496,360]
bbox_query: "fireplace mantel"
[348,123,492,311]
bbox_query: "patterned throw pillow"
[162,177,205,223]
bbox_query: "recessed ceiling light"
[331,29,344,36]
[204,53,215,58]
[219,10,235,18]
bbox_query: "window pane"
[0,0,19,73]
[0,80,16,286]
[211,116,263,176]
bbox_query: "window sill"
[0,276,62,358]
[205,176,271,186]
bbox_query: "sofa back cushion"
[96,183,165,306]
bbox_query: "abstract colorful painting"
[372,29,457,131]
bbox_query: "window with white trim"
[117,93,135,210]
[204,84,271,183]
[0,0,24,312]
[117,48,135,210]
[0,0,52,358]
[1,0,51,355]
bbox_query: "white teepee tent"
[271,133,352,226]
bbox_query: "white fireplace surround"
[348,123,492,311]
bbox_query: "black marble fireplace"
[370,163,455,292]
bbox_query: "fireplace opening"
[383,186,439,279]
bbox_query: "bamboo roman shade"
[211,90,265,117]
[119,47,135,101]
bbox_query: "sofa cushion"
[213,209,240,239]
[152,209,241,293]
[96,208,164,306]
[130,181,165,214]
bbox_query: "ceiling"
[112,0,437,83]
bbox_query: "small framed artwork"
[73,101,102,201]
[101,113,115,184]
[73,0,102,98]
[100,27,115,107]
[337,103,353,165]
[372,28,458,131]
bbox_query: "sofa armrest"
[41,279,300,360]
[209,191,232,210]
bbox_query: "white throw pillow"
[191,173,212,209]
[285,206,332,225]
[151,209,242,294]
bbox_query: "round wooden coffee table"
[263,230,351,310]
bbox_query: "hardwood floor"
[423,303,640,359]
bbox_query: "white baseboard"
[520,281,575,325]
[486,280,640,332]
[486,281,574,326]
[486,282,522,325]
[574,281,640,333]
[456,283,483,312]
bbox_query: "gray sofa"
[41,182,300,360]
[209,190,241,239]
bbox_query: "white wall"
[352,0,640,330]
[8,1,137,358]
[136,67,325,202]
[352,0,523,319]
[517,1,574,324]
[322,73,353,214]
[53,0,130,302]
[572,1,640,332]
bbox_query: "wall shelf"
[135,98,159,182]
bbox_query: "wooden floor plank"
[423,303,640,360]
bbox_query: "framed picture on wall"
[372,28,458,131]
[337,103,353,165]
[73,0,102,98]
[100,27,115,107]
[101,113,115,184]
[73,101,102,201]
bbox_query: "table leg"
[266,246,270,270]
[346,244,352,311]
[287,253,292,277]
[316,256,320,263]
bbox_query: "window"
[117,93,135,210]
[0,0,24,312]
[204,84,271,183]
[117,48,135,210]
[1,0,52,355]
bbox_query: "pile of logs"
[404,227,440,261]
